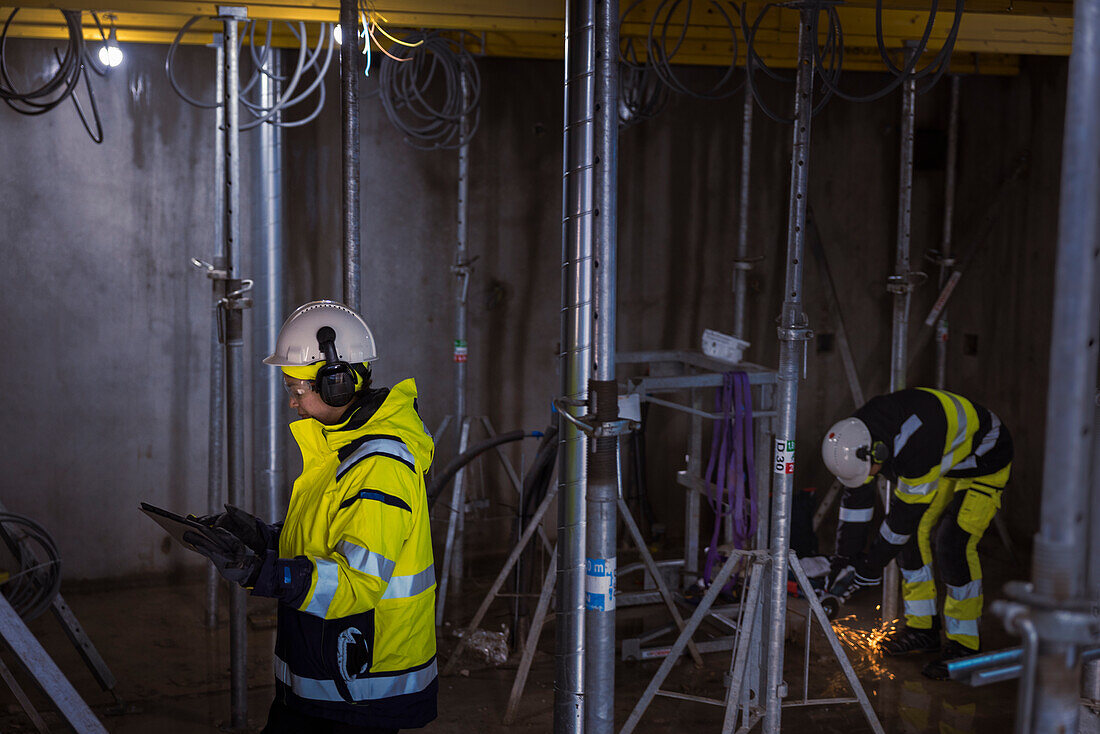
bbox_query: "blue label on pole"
[585,557,616,611]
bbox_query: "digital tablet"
[140,502,222,554]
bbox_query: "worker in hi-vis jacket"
[188,300,438,733]
[820,387,1013,680]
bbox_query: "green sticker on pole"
[774,438,795,475]
[453,339,468,363]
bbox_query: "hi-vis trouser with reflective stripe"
[896,466,1009,650]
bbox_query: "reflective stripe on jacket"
[275,378,437,729]
[853,388,1013,499]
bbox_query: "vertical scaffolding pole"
[882,52,917,626]
[1084,397,1100,734]
[205,32,227,631]
[557,0,595,729]
[1023,0,1100,728]
[934,76,960,391]
[455,69,470,465]
[450,72,471,599]
[733,89,754,341]
[584,0,618,731]
[340,0,361,309]
[763,10,815,733]
[219,8,248,729]
[254,49,286,522]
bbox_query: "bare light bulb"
[98,27,123,68]
[332,16,366,48]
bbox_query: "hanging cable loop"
[376,30,481,150]
[166,16,335,129]
[0,8,108,142]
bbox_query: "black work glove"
[184,527,263,587]
[189,505,274,555]
[824,555,881,603]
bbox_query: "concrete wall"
[0,38,1065,580]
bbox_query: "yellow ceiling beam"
[0,1,1070,68]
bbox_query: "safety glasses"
[283,379,316,399]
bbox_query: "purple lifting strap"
[702,372,757,588]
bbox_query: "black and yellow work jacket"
[252,379,437,729]
[836,387,1013,564]
[854,387,1013,496]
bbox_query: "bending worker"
[188,300,438,733]
[820,387,1013,680]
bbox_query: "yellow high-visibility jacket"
[272,379,437,728]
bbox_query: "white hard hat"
[821,417,874,488]
[263,300,378,367]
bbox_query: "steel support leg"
[763,10,815,732]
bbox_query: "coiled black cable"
[807,0,965,103]
[0,512,62,622]
[619,39,670,128]
[0,8,107,142]
[165,17,334,129]
[376,31,481,150]
[620,0,744,101]
[427,430,542,509]
[741,1,842,125]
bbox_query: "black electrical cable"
[807,0,965,103]
[0,513,62,623]
[519,423,560,529]
[619,39,670,127]
[620,0,744,101]
[427,430,543,509]
[741,2,840,125]
[377,30,481,150]
[165,16,333,129]
[0,8,107,143]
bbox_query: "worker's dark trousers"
[261,699,399,734]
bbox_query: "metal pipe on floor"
[557,0,595,729]
[1019,0,1100,728]
[763,10,815,733]
[340,0,360,309]
[934,75,960,391]
[254,49,286,522]
[204,32,227,632]
[584,1,618,730]
[733,88,754,342]
[220,9,249,729]
[882,49,917,626]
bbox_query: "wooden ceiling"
[0,1,1076,74]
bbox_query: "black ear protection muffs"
[856,440,890,464]
[315,326,357,407]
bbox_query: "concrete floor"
[0,546,1023,734]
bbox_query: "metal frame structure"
[993,1,1100,731]
[617,352,776,583]
[618,549,883,734]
